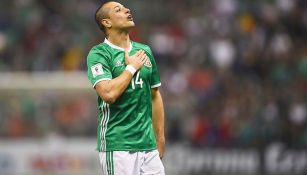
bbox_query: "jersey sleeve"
[87,47,112,88]
[147,47,161,88]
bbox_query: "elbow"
[95,84,118,104]
[104,97,116,104]
[101,93,117,104]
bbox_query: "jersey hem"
[93,78,112,87]
[151,82,161,88]
[96,147,157,152]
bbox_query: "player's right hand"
[124,49,147,71]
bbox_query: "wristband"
[125,65,137,75]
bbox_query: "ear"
[102,19,112,29]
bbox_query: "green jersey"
[87,39,161,152]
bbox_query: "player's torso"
[106,43,153,113]
[97,43,156,151]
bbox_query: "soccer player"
[87,1,165,175]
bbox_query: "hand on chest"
[112,51,152,89]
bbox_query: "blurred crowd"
[0,0,307,148]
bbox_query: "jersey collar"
[104,38,132,52]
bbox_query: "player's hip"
[98,149,165,175]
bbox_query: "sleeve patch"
[91,63,104,77]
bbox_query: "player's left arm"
[151,87,165,159]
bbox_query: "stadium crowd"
[0,0,307,149]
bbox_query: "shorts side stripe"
[111,151,114,175]
[106,152,110,175]
[106,151,114,175]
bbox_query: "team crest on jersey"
[144,57,152,68]
[91,63,104,77]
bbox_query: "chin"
[125,24,135,30]
[129,21,135,27]
[122,22,135,30]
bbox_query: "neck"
[107,30,130,50]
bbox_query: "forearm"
[96,70,133,104]
[152,89,165,145]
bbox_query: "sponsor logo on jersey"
[144,57,152,68]
[115,60,124,67]
[91,63,104,77]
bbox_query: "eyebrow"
[114,5,122,9]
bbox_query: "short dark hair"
[95,1,112,34]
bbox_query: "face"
[103,2,135,31]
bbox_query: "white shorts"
[98,150,165,175]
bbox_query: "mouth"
[127,14,133,21]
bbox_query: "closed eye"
[114,6,122,12]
